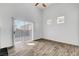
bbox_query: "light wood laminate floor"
[8,39,79,56]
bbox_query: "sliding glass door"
[13,20,33,43]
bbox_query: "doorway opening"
[8,19,35,56]
[13,19,34,46]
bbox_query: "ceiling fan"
[34,3,47,7]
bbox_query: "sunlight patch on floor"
[27,42,35,45]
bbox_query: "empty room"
[0,3,79,56]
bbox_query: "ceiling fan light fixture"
[34,3,47,8]
[42,3,47,7]
[35,3,39,6]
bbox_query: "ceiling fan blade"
[35,3,39,6]
[42,3,47,7]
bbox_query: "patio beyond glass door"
[14,20,33,43]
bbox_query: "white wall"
[13,3,43,40]
[0,4,16,48]
[0,3,42,49]
[0,3,79,49]
[43,4,79,45]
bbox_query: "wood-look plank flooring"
[8,39,79,56]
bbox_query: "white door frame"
[31,23,34,41]
[12,17,34,46]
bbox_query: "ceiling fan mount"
[34,3,47,8]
